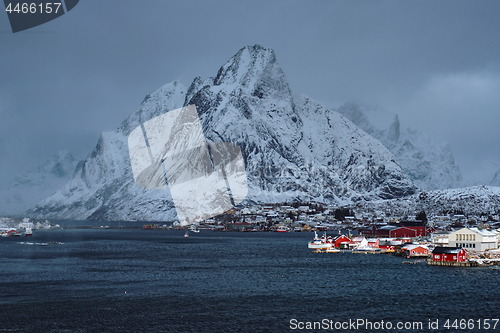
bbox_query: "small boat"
[189,225,200,233]
[25,227,33,237]
[184,232,189,238]
[276,225,288,232]
[352,238,382,253]
[308,231,333,250]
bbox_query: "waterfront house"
[333,235,351,248]
[401,245,430,258]
[448,227,498,251]
[431,246,466,262]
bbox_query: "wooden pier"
[427,259,478,267]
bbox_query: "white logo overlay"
[128,105,248,226]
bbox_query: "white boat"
[276,225,289,232]
[308,231,333,249]
[189,225,200,233]
[25,227,33,236]
[352,238,382,253]
[184,231,189,238]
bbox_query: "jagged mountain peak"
[214,45,278,85]
[28,46,416,221]
[118,80,187,136]
[386,114,400,142]
[338,102,462,190]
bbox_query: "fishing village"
[175,202,500,268]
[2,202,500,267]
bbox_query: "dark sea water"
[1,229,499,333]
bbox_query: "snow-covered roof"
[463,227,498,236]
[379,225,398,230]
[402,244,429,250]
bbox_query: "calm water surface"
[0,229,499,332]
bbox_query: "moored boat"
[276,225,289,232]
[189,225,200,233]
[308,231,333,250]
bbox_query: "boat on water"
[276,225,289,232]
[351,237,383,253]
[25,227,33,237]
[184,232,189,238]
[189,225,200,233]
[308,231,334,250]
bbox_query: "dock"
[427,259,478,267]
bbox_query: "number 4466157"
[5,2,62,14]
[443,319,498,330]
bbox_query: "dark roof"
[432,246,462,254]
[400,221,426,227]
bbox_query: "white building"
[431,231,450,246]
[449,227,499,251]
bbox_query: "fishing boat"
[25,227,33,237]
[308,231,333,250]
[184,231,189,238]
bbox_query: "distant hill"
[0,150,79,216]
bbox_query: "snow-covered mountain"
[28,45,416,221]
[337,103,462,191]
[491,170,500,186]
[0,150,79,216]
[349,186,500,218]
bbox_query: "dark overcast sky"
[1,0,500,189]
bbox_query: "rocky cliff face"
[338,103,462,190]
[28,45,415,221]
